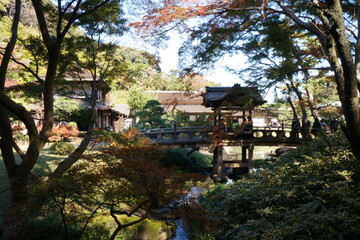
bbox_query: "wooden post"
[248,144,254,174]
[212,146,223,181]
[173,121,177,141]
[242,146,247,163]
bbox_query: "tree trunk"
[287,96,298,121]
[305,87,318,120]
[288,78,312,140]
[0,177,30,240]
[275,0,360,160]
[321,1,360,160]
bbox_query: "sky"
[122,32,275,102]
[155,34,246,87]
[122,32,246,86]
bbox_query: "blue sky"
[122,31,274,102]
[156,34,246,87]
[122,32,246,87]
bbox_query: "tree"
[126,87,152,116]
[134,0,360,161]
[53,98,81,122]
[135,99,167,128]
[0,0,125,238]
[236,16,322,140]
[30,130,200,239]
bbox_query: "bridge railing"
[228,126,304,141]
[137,126,213,143]
[137,126,305,144]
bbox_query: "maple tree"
[29,130,200,239]
[0,0,125,238]
[133,0,360,161]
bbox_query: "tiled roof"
[164,104,213,114]
[149,91,203,105]
[203,84,266,110]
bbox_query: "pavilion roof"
[202,84,266,111]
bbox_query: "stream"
[169,147,275,239]
[168,186,206,240]
[169,219,189,240]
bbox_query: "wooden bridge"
[136,85,308,181]
[138,126,306,181]
[138,126,305,147]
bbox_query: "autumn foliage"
[49,122,79,142]
[131,0,245,33]
[30,129,201,239]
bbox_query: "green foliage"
[165,111,212,127]
[72,108,92,130]
[24,215,71,240]
[126,88,152,115]
[24,214,111,240]
[135,99,167,129]
[14,133,29,142]
[54,98,81,122]
[202,133,360,239]
[124,218,175,240]
[49,142,75,155]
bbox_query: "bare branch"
[31,0,52,50]
[12,141,26,160]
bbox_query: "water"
[169,219,189,240]
[169,186,207,240]
[170,148,275,239]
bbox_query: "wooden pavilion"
[202,84,266,180]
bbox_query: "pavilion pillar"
[213,146,223,181]
[241,146,247,162]
[241,144,254,174]
[248,144,254,174]
[213,109,222,126]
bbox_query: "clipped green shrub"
[24,214,111,240]
[50,142,75,155]
[161,148,212,174]
[202,133,360,239]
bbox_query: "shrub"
[14,133,29,142]
[50,142,75,155]
[161,148,213,174]
[202,133,360,239]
